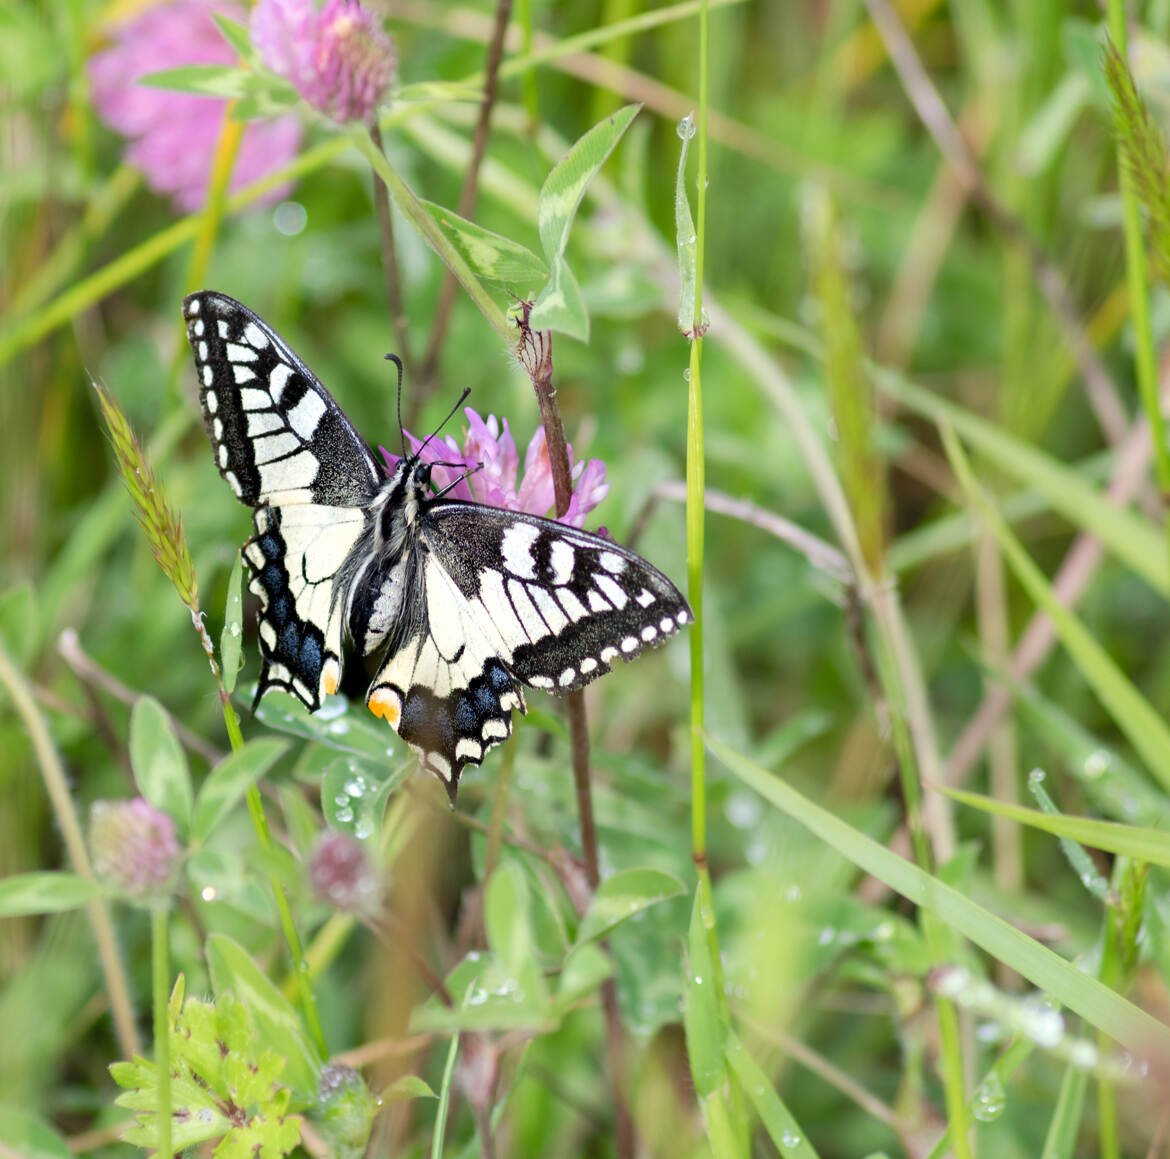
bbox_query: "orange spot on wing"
[322,659,340,696]
[368,686,401,728]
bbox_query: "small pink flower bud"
[89,798,180,903]
[309,831,379,912]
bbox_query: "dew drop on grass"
[972,1072,1006,1122]
[1069,1039,1098,1069]
[1083,749,1112,778]
[780,1129,801,1147]
[1019,994,1064,1047]
[1028,768,1045,788]
[677,114,696,140]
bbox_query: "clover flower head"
[309,830,379,912]
[252,0,396,125]
[380,406,609,528]
[89,798,180,903]
[89,0,301,212]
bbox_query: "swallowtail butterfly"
[184,291,691,800]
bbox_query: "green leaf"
[537,104,638,261]
[1040,1062,1089,1159]
[0,872,103,917]
[221,550,245,696]
[130,696,193,834]
[555,943,612,1008]
[379,1074,437,1103]
[206,934,321,1097]
[191,739,288,845]
[0,582,39,668]
[212,13,257,62]
[421,201,548,284]
[254,689,404,763]
[725,1032,821,1158]
[576,867,686,944]
[941,424,1170,794]
[683,887,726,1098]
[484,861,547,1006]
[139,64,254,98]
[321,754,409,840]
[943,784,1170,868]
[707,735,1170,1053]
[528,255,588,341]
[0,1106,72,1159]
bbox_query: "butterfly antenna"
[384,353,406,459]
[431,461,484,501]
[408,386,472,466]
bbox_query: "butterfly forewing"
[184,291,381,710]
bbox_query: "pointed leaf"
[211,13,257,62]
[726,1032,821,1158]
[206,934,321,1097]
[708,734,1170,1053]
[538,104,639,260]
[421,201,548,284]
[0,872,104,917]
[191,739,288,845]
[576,867,686,944]
[943,785,1170,868]
[684,887,726,1097]
[130,696,192,833]
[379,1074,437,1103]
[139,64,253,98]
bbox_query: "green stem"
[484,740,517,877]
[1107,0,1170,544]
[349,129,513,347]
[206,646,328,1058]
[152,907,173,1159]
[0,644,141,1058]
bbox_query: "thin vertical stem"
[370,124,414,375]
[0,644,141,1058]
[419,0,514,401]
[152,907,173,1159]
[1106,1,1170,551]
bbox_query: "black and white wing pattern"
[183,291,380,711]
[360,505,691,791]
[184,290,692,803]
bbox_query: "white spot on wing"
[198,341,208,359]
[559,667,576,687]
[483,719,509,740]
[233,365,256,383]
[258,450,318,491]
[587,588,611,613]
[217,320,229,338]
[205,391,218,414]
[287,390,327,439]
[557,588,588,621]
[529,675,553,688]
[193,318,204,336]
[240,387,270,410]
[259,621,277,649]
[600,646,618,663]
[635,588,655,608]
[549,540,575,585]
[253,433,300,464]
[580,657,598,674]
[456,738,483,763]
[213,418,223,440]
[225,342,258,363]
[218,444,229,468]
[660,616,675,632]
[269,363,293,402]
[621,636,638,653]
[600,551,626,574]
[595,574,628,610]
[528,584,568,633]
[507,578,547,641]
[246,411,283,436]
[187,298,200,315]
[641,625,657,641]
[202,364,214,387]
[501,522,539,579]
[244,322,269,349]
[224,470,242,496]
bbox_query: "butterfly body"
[184,291,690,799]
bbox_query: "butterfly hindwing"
[183,291,380,507]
